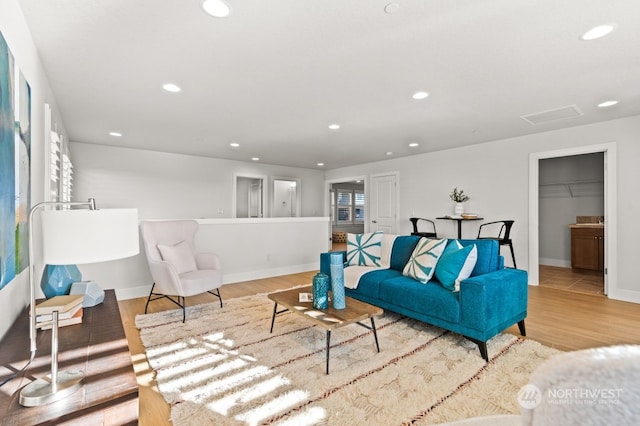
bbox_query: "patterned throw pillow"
[346,232,383,266]
[434,240,478,291]
[403,238,447,283]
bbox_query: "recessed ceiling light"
[386,151,393,156]
[109,132,122,137]
[408,142,419,147]
[580,23,617,41]
[230,142,240,147]
[201,0,231,18]
[162,83,181,93]
[412,91,429,100]
[597,100,619,108]
[317,162,325,167]
[251,157,260,161]
[328,124,340,130]
[384,3,400,14]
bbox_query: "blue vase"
[312,272,329,310]
[329,253,346,309]
[40,264,82,299]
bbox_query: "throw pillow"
[402,238,447,283]
[157,240,197,274]
[435,240,478,291]
[346,231,383,266]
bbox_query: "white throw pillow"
[403,238,447,284]
[157,240,197,274]
[346,231,383,266]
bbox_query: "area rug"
[135,292,561,426]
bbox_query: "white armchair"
[140,220,222,321]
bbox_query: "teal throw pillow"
[435,240,478,291]
[402,238,447,283]
[346,231,383,266]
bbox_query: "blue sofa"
[320,235,528,361]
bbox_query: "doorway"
[233,173,266,218]
[529,143,618,298]
[326,176,367,250]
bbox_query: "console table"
[0,290,138,425]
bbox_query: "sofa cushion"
[435,240,478,291]
[348,268,404,299]
[458,239,501,276]
[346,231,383,266]
[403,238,447,283]
[378,275,461,323]
[389,235,420,271]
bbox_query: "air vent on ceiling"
[520,105,584,125]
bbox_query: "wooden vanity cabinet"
[571,226,604,272]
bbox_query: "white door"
[370,173,398,234]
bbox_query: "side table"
[0,290,138,425]
[436,216,484,239]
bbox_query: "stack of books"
[35,294,84,330]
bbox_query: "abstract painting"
[0,30,31,290]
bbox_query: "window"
[332,187,365,225]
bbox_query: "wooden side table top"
[0,290,138,425]
[267,285,383,330]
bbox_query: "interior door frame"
[369,172,400,234]
[528,143,617,298]
[325,175,368,237]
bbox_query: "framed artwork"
[0,30,31,290]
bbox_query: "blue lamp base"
[40,264,82,299]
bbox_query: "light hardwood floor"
[118,267,640,425]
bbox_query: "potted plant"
[450,187,469,216]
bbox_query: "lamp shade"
[40,208,139,264]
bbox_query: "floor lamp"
[19,198,139,407]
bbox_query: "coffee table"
[268,286,383,374]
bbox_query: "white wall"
[69,142,329,299]
[325,115,640,302]
[70,143,325,218]
[0,0,68,339]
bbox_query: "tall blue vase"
[329,252,346,309]
[312,272,329,310]
[40,264,82,299]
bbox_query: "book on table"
[35,294,84,316]
[37,307,83,330]
[36,301,83,322]
[35,294,84,329]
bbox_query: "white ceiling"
[17,0,640,170]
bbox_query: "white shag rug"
[135,292,560,426]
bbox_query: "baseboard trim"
[113,262,320,301]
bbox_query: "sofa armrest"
[459,268,528,332]
[320,251,347,279]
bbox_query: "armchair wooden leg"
[181,296,186,323]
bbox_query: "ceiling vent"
[520,105,584,125]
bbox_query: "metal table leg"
[326,330,331,375]
[371,317,380,352]
[270,303,278,333]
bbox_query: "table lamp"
[19,198,139,407]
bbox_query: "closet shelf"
[539,179,604,198]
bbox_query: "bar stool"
[409,217,438,238]
[477,220,516,268]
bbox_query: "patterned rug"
[135,292,560,425]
